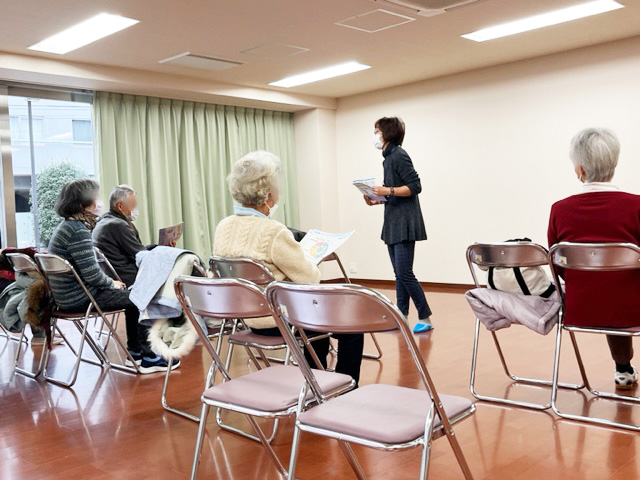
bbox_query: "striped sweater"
[48,220,114,310]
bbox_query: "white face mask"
[130,208,140,221]
[372,132,384,150]
[90,200,104,217]
[267,203,279,219]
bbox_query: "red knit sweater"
[548,191,640,328]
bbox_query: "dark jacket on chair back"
[381,143,427,245]
[92,211,149,286]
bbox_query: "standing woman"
[366,117,433,333]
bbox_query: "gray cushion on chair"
[298,384,474,445]
[202,365,353,413]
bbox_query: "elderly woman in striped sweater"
[47,179,178,374]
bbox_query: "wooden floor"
[2,288,640,480]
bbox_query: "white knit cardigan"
[213,215,321,329]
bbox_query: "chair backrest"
[549,242,640,301]
[174,275,272,380]
[93,247,122,281]
[265,282,440,402]
[466,242,549,287]
[5,253,40,274]
[35,253,74,275]
[266,282,399,334]
[209,256,275,287]
[174,275,271,320]
[549,242,640,272]
[35,253,104,314]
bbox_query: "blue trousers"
[387,241,432,320]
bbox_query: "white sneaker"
[615,368,638,390]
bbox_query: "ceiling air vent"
[369,0,480,17]
[159,52,242,71]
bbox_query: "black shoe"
[139,355,180,374]
[125,350,143,367]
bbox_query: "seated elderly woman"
[47,179,178,374]
[214,150,365,384]
[548,128,640,390]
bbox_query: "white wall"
[315,36,640,285]
[294,108,343,279]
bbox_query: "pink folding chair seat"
[227,329,288,348]
[202,364,352,413]
[298,384,474,445]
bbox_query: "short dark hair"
[55,179,100,218]
[375,117,405,146]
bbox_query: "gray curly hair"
[227,150,281,206]
[570,128,620,183]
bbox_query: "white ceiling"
[1,0,640,98]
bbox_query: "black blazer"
[381,144,427,245]
[92,211,151,286]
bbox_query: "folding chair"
[266,281,475,480]
[161,256,235,423]
[174,276,355,480]
[321,252,384,361]
[549,242,640,431]
[35,253,140,387]
[466,242,584,410]
[207,256,330,442]
[6,253,72,378]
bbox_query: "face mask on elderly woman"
[267,202,279,219]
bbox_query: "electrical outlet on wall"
[349,263,358,274]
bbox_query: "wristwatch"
[389,186,395,196]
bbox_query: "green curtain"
[93,92,299,260]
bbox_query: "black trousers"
[69,288,152,356]
[252,327,365,385]
[387,241,432,320]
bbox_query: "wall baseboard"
[322,278,473,294]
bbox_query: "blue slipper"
[413,321,433,333]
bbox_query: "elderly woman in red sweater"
[548,128,640,390]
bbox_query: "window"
[6,94,96,248]
[72,119,92,142]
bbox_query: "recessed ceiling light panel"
[462,0,624,42]
[270,61,371,88]
[28,13,139,54]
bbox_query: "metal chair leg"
[287,421,303,480]
[94,313,140,374]
[1,323,28,344]
[161,355,201,422]
[215,340,279,442]
[246,414,289,478]
[190,403,210,480]
[162,320,229,422]
[44,319,95,388]
[551,328,640,431]
[14,328,48,379]
[419,402,436,480]
[470,319,584,411]
[363,333,383,360]
[338,441,367,480]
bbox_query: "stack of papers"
[299,229,354,265]
[352,178,387,203]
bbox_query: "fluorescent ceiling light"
[270,61,371,88]
[28,13,139,54]
[462,0,624,42]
